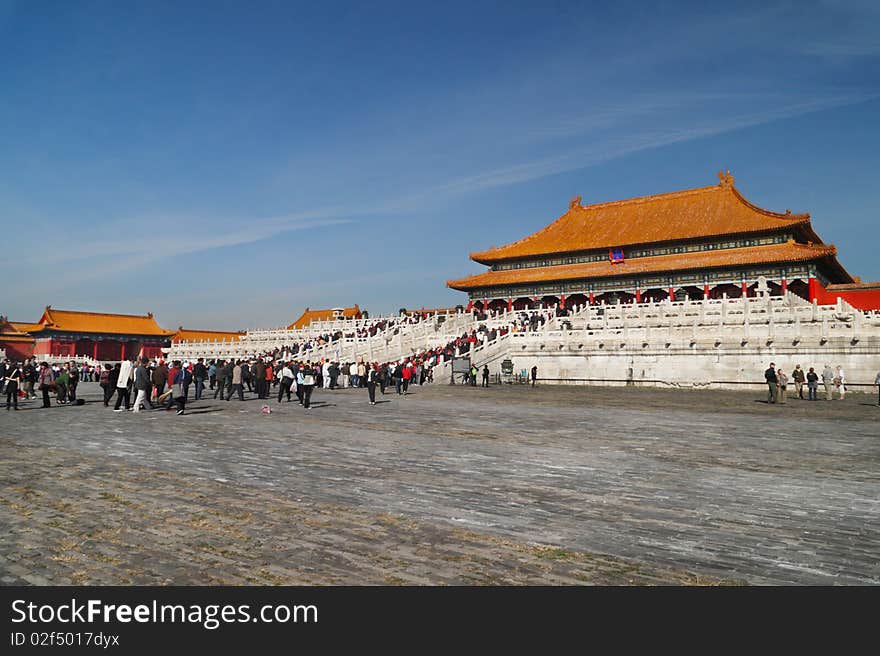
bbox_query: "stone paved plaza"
[1,381,878,585]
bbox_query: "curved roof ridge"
[469,174,819,264]
[44,307,156,319]
[469,184,721,261]
[728,185,810,221]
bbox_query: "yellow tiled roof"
[31,307,173,336]
[288,305,362,330]
[171,328,245,343]
[448,242,839,291]
[470,172,815,264]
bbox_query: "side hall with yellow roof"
[20,306,174,361]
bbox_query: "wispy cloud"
[387,92,878,205]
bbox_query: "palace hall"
[447,172,880,312]
[17,307,173,360]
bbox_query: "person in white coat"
[114,357,135,411]
[835,366,846,400]
[322,361,331,389]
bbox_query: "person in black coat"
[764,363,778,404]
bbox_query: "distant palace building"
[447,172,880,311]
[14,307,173,360]
[287,305,363,330]
[170,327,246,344]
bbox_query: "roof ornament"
[569,194,583,210]
[717,170,734,187]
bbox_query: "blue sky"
[0,0,878,330]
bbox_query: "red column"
[808,277,818,302]
[120,341,125,360]
[668,287,675,301]
[781,278,788,294]
[741,282,749,297]
[466,300,473,312]
[635,289,641,303]
[93,342,98,361]
[560,294,566,308]
[507,298,513,312]
[703,283,710,299]
[589,292,595,305]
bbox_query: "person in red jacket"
[401,361,413,395]
[162,362,179,410]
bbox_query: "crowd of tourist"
[3,316,880,411]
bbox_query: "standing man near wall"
[531,365,538,387]
[821,365,835,401]
[764,362,778,404]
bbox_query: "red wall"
[811,279,880,310]
[1,340,34,361]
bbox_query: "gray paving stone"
[1,381,878,584]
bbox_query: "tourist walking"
[227,360,245,401]
[792,365,805,400]
[24,359,37,400]
[531,365,538,387]
[193,358,207,400]
[806,367,819,401]
[776,368,788,404]
[821,365,834,401]
[300,363,316,409]
[99,364,112,405]
[366,364,378,405]
[402,361,413,395]
[213,360,228,399]
[764,362,778,404]
[38,362,54,408]
[114,357,134,411]
[835,366,846,400]
[171,361,192,415]
[208,360,217,390]
[132,357,154,412]
[152,360,168,399]
[5,362,21,410]
[278,362,294,402]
